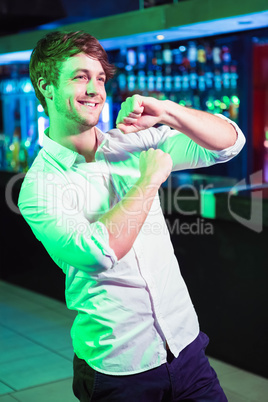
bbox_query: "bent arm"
[19,149,172,267]
[116,95,245,171]
[100,148,172,260]
[159,100,237,150]
[99,175,158,260]
[116,95,239,151]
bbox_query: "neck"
[49,123,98,163]
[73,128,98,162]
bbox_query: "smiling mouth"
[78,101,98,108]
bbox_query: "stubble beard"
[55,97,100,131]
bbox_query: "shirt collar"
[42,127,107,168]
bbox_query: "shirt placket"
[97,142,173,356]
[131,234,173,358]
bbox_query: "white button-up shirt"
[18,115,245,375]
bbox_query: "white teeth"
[83,102,96,107]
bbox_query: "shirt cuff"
[214,114,246,160]
[91,220,118,268]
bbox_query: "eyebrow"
[72,68,106,77]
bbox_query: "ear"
[37,77,53,100]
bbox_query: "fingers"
[116,95,144,129]
[116,123,137,134]
[139,148,173,185]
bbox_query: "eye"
[75,75,88,80]
[98,77,105,83]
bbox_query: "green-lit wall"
[0,0,267,53]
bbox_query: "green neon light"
[222,96,230,108]
[231,95,240,105]
[200,191,216,219]
[206,100,214,111]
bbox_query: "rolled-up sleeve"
[207,114,246,160]
[18,172,117,274]
[142,114,245,172]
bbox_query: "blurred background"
[0,0,267,400]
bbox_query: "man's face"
[52,53,107,130]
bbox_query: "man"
[18,31,245,401]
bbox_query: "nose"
[86,79,98,95]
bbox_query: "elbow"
[228,123,238,148]
[106,227,132,260]
[214,124,239,151]
[109,236,130,261]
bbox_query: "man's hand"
[99,147,172,260]
[139,148,173,186]
[116,94,238,150]
[116,95,164,134]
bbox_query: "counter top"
[2,170,268,229]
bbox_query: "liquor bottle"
[205,42,213,66]
[137,46,147,69]
[229,95,240,122]
[222,65,230,91]
[188,41,197,67]
[182,51,190,71]
[197,44,207,92]
[153,44,163,67]
[212,46,221,66]
[146,45,155,69]
[198,72,206,92]
[155,69,163,92]
[214,68,222,92]
[127,69,136,92]
[204,94,216,113]
[145,45,156,93]
[220,94,231,118]
[126,48,137,68]
[163,44,173,92]
[173,70,182,92]
[197,44,206,65]
[117,71,127,91]
[193,94,201,110]
[137,70,147,92]
[172,47,183,92]
[163,44,173,66]
[147,68,155,92]
[172,47,183,67]
[205,65,214,90]
[19,140,29,172]
[221,44,231,94]
[188,41,198,90]
[189,67,198,90]
[221,46,231,65]
[164,65,172,92]
[10,128,21,172]
[117,47,127,69]
[0,134,6,170]
[230,62,238,90]
[180,71,193,108]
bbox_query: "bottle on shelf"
[127,69,136,92]
[137,46,147,70]
[0,134,7,170]
[109,37,239,123]
[163,44,173,93]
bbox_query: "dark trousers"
[72,332,228,401]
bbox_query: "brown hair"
[29,31,116,115]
